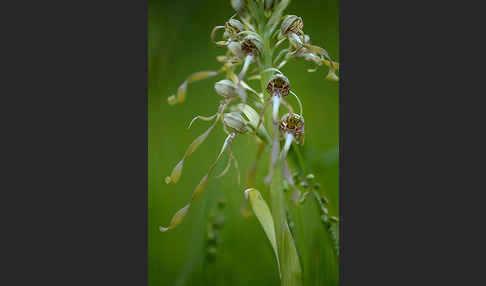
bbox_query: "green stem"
[254,6,302,286]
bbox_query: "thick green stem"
[254,7,302,286]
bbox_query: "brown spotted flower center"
[242,40,258,55]
[280,113,305,145]
[267,75,290,97]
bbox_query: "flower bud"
[266,74,290,97]
[279,113,305,145]
[225,19,245,37]
[214,79,237,98]
[281,15,304,36]
[231,0,245,13]
[227,41,245,59]
[241,35,263,55]
[223,112,250,134]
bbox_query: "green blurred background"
[149,0,339,285]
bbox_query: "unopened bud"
[227,41,245,59]
[223,112,250,134]
[231,0,245,13]
[214,79,237,98]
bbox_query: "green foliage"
[149,0,339,285]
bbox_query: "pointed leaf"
[245,188,281,277]
[270,159,303,286]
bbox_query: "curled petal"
[215,155,232,179]
[175,81,188,103]
[166,159,184,184]
[186,125,215,157]
[166,123,216,184]
[169,70,219,105]
[211,25,225,44]
[162,133,236,232]
[159,204,190,232]
[191,174,209,201]
[187,114,217,129]
[187,70,219,83]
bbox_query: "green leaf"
[270,159,303,286]
[245,188,281,278]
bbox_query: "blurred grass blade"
[245,188,281,278]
